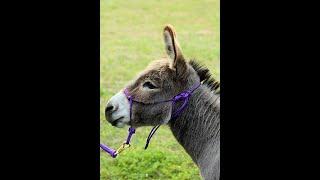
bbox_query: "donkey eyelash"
[142,81,158,89]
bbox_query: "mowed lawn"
[100,0,219,179]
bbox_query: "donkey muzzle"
[105,91,131,128]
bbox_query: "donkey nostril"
[105,103,119,114]
[105,104,114,113]
[106,106,113,112]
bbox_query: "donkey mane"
[189,60,220,94]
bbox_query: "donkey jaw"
[105,90,131,128]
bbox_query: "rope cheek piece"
[100,82,201,158]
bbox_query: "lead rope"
[100,127,135,158]
[144,124,161,149]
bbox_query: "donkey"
[105,25,220,180]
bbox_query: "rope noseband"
[100,82,201,158]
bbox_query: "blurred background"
[100,0,219,179]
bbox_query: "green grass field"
[100,0,219,179]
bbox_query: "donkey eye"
[143,81,157,89]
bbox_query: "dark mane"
[189,59,220,94]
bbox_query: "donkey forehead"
[138,58,173,79]
[145,58,170,72]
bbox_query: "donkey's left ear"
[163,25,187,75]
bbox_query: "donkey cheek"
[160,106,172,124]
[149,106,172,125]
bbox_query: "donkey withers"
[105,25,220,180]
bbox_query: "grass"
[100,0,219,179]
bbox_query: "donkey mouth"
[111,116,125,127]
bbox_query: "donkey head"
[105,25,199,128]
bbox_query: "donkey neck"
[168,85,220,164]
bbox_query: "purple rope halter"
[100,82,201,158]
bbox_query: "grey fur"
[169,84,220,180]
[124,62,221,180]
[105,25,220,180]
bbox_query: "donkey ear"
[163,25,186,72]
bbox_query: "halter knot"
[128,127,136,133]
[173,91,191,102]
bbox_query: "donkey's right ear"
[163,24,185,70]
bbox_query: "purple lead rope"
[100,143,117,158]
[100,127,136,158]
[100,82,201,157]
